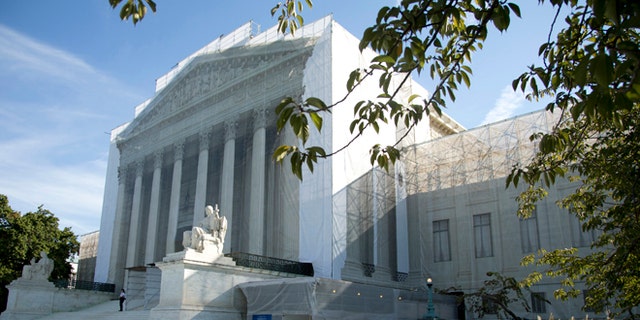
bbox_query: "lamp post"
[423,277,436,320]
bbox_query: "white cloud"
[0,25,99,85]
[0,25,141,235]
[0,120,108,235]
[480,85,526,125]
[0,146,107,234]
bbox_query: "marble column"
[145,151,163,265]
[394,161,409,276]
[166,142,184,254]
[108,166,128,285]
[249,108,267,255]
[126,160,144,267]
[220,118,237,253]
[193,130,211,226]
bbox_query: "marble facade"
[92,16,603,319]
[100,32,314,292]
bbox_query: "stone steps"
[36,300,149,320]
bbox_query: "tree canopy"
[0,194,79,311]
[444,272,537,320]
[111,0,640,316]
[504,1,640,317]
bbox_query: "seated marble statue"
[183,204,227,254]
[21,251,54,281]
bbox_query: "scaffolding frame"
[403,110,556,194]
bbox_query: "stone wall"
[52,288,113,313]
[1,279,112,320]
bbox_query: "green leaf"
[281,19,289,34]
[347,69,361,91]
[591,53,613,88]
[507,3,521,18]
[276,106,294,132]
[273,145,294,162]
[377,154,388,171]
[372,55,396,65]
[290,151,303,180]
[491,5,510,31]
[305,97,328,111]
[408,94,421,103]
[309,112,323,131]
[460,70,471,88]
[275,97,294,115]
[306,146,326,157]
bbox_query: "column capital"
[117,166,128,184]
[154,151,163,169]
[199,129,211,152]
[224,118,238,142]
[135,160,144,177]
[174,140,185,162]
[253,107,267,131]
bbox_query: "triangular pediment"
[119,37,316,140]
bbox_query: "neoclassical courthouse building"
[94,16,598,319]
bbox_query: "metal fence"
[225,252,314,277]
[52,279,115,293]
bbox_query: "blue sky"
[0,1,559,235]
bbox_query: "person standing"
[119,289,126,311]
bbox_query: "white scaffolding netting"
[333,109,560,289]
[404,110,555,194]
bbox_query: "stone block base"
[149,251,296,320]
[0,279,56,320]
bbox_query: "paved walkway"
[36,300,149,320]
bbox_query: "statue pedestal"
[0,279,56,320]
[149,250,287,320]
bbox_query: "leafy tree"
[108,0,156,25]
[515,104,640,317]
[443,272,542,320]
[0,195,79,312]
[502,1,640,317]
[112,0,640,316]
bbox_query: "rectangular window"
[570,212,598,247]
[473,213,493,258]
[520,209,540,253]
[433,219,451,262]
[531,292,547,313]
[483,296,498,314]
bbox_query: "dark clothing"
[119,291,126,311]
